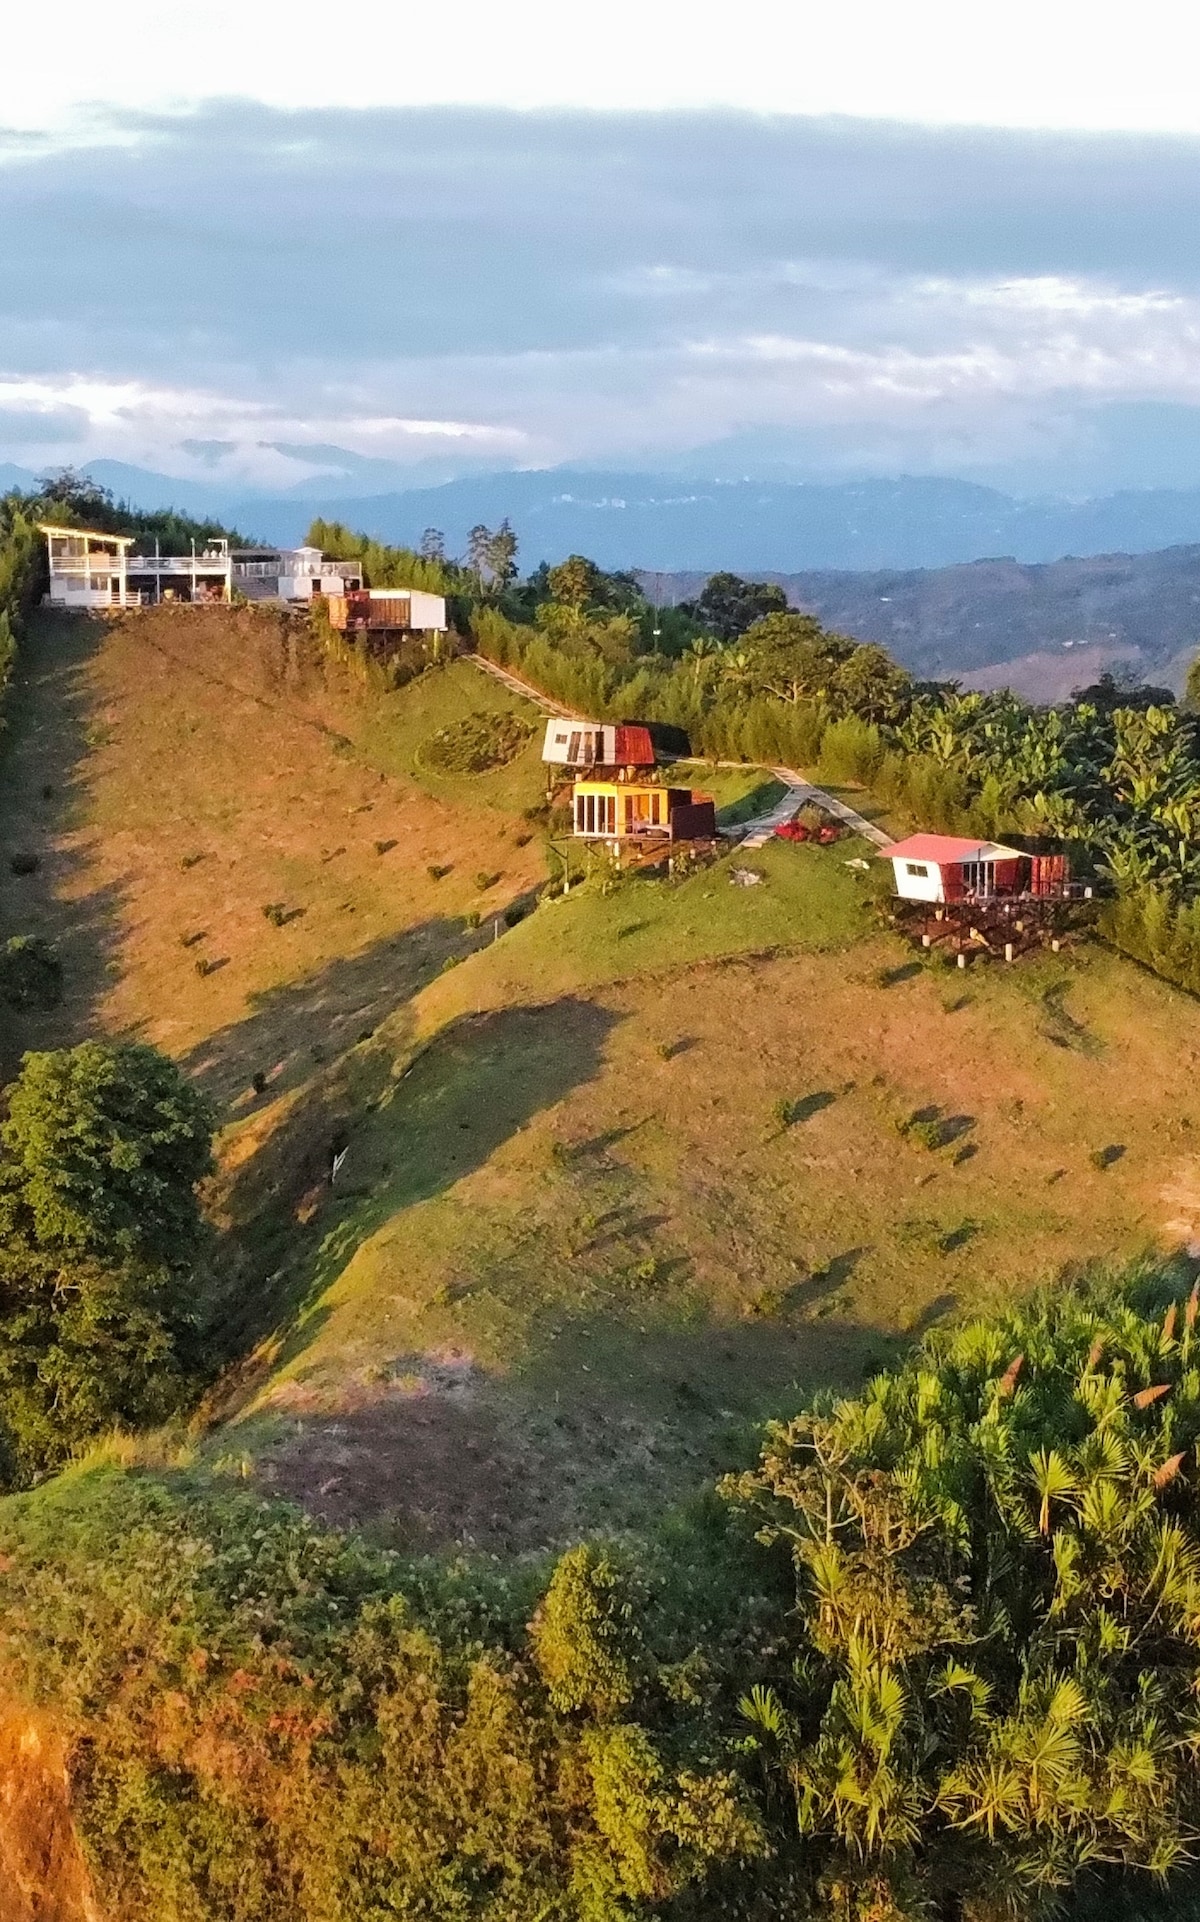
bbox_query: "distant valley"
[650,546,1200,698]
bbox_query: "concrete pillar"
[1005,942,1014,963]
[957,951,967,969]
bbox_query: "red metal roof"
[613,724,656,765]
[883,833,1022,865]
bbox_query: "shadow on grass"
[209,994,619,1378]
[179,915,474,1111]
[256,1303,898,1553]
[0,613,129,1075]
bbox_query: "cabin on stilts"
[884,834,1070,904]
[572,779,716,845]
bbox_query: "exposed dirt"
[0,1709,104,1922]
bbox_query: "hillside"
[1,605,1199,1551]
[650,544,1200,698]
[7,603,1200,1912]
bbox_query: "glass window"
[905,862,929,878]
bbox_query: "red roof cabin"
[884,834,1069,904]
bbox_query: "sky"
[5,0,1200,497]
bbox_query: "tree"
[693,572,788,642]
[548,554,602,609]
[34,468,116,525]
[0,1044,215,1481]
[465,521,519,594]
[3,1041,214,1273]
[530,1544,641,1717]
[419,527,446,562]
[727,1276,1200,1917]
[485,518,519,592]
[738,611,853,705]
[466,523,492,582]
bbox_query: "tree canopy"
[686,571,788,641]
[727,1273,1200,1918]
[0,1043,214,1480]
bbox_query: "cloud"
[6,105,1200,490]
[0,402,89,444]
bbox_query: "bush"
[420,709,533,773]
[0,1475,764,1920]
[0,935,61,1010]
[727,1270,1200,1916]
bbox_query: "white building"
[41,525,133,609]
[41,525,232,607]
[230,547,363,602]
[884,834,1027,903]
[327,588,447,635]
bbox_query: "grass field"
[0,612,546,1102]
[4,606,1200,1557]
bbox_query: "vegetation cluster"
[4,1275,1200,1921]
[419,707,536,774]
[0,1041,213,1485]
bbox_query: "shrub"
[529,1544,640,1717]
[727,1270,1200,1916]
[420,709,533,774]
[0,935,61,1010]
[474,869,501,891]
[0,1474,765,1917]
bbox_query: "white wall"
[890,857,945,903]
[408,590,446,630]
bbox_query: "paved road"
[736,768,894,849]
[469,650,894,848]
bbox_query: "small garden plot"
[419,709,534,775]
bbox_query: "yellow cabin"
[572,779,716,842]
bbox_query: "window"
[905,862,929,878]
[554,732,568,746]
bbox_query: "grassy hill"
[2,604,1199,1558]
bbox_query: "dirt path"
[469,652,574,716]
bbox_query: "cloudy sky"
[5,0,1200,496]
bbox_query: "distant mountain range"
[8,458,1200,576]
[11,456,1200,697]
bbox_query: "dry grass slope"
[3,605,1200,1555]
